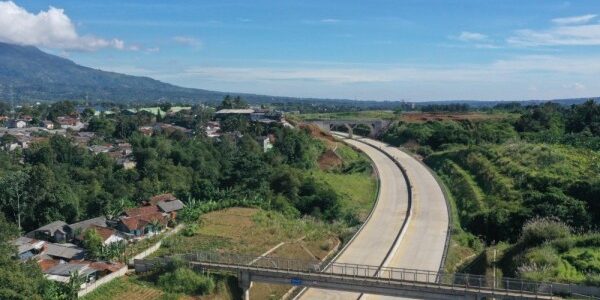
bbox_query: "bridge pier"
[239,271,252,300]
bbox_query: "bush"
[182,224,198,237]
[157,268,215,295]
[520,218,571,247]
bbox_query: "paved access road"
[299,136,410,300]
[354,136,449,300]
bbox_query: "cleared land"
[295,110,517,123]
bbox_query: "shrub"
[520,218,571,247]
[182,224,198,237]
[157,267,215,295]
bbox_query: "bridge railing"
[137,251,565,296]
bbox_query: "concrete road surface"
[299,136,410,300]
[353,136,449,300]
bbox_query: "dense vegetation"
[382,100,600,284]
[0,96,378,298]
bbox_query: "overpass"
[134,252,563,300]
[305,119,392,138]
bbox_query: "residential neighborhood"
[12,192,186,293]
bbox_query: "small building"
[118,206,167,238]
[88,144,113,155]
[44,262,98,284]
[255,135,274,153]
[157,199,185,218]
[75,225,124,246]
[43,243,86,261]
[116,157,136,170]
[8,119,27,129]
[28,221,68,243]
[56,116,84,130]
[67,216,107,238]
[41,120,54,130]
[13,237,46,260]
[215,108,255,116]
[118,213,167,238]
[205,121,221,138]
[138,126,153,136]
[147,193,178,206]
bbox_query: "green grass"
[152,207,337,258]
[81,277,166,300]
[298,110,399,121]
[310,170,377,222]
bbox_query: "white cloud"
[457,31,488,42]
[135,55,599,100]
[508,15,600,46]
[320,18,341,24]
[552,14,596,25]
[563,82,586,91]
[172,36,202,47]
[0,1,126,51]
[155,55,600,85]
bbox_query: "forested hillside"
[382,100,600,284]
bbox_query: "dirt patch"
[300,124,338,149]
[318,149,343,170]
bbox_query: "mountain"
[0,42,595,107]
[0,42,230,103]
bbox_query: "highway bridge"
[134,251,560,300]
[305,119,392,137]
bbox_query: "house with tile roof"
[74,225,124,246]
[118,206,167,238]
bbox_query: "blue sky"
[2,0,600,101]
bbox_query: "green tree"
[0,214,50,299]
[82,229,103,259]
[0,170,29,231]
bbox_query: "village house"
[13,236,46,260]
[73,225,124,246]
[66,216,107,238]
[138,126,153,136]
[8,119,27,128]
[44,262,98,284]
[28,220,68,243]
[118,206,167,238]
[56,116,84,130]
[41,120,54,130]
[41,243,86,261]
[116,157,136,170]
[255,135,274,153]
[205,121,221,138]
[88,144,112,154]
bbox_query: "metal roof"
[45,243,85,260]
[34,221,67,234]
[157,200,186,213]
[215,109,254,114]
[68,216,107,233]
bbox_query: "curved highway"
[298,132,449,300]
[299,135,410,300]
[354,136,449,300]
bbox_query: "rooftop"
[45,243,85,260]
[68,216,107,233]
[215,109,255,114]
[157,199,185,213]
[34,220,67,234]
[148,193,178,205]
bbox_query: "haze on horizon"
[2,0,600,102]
